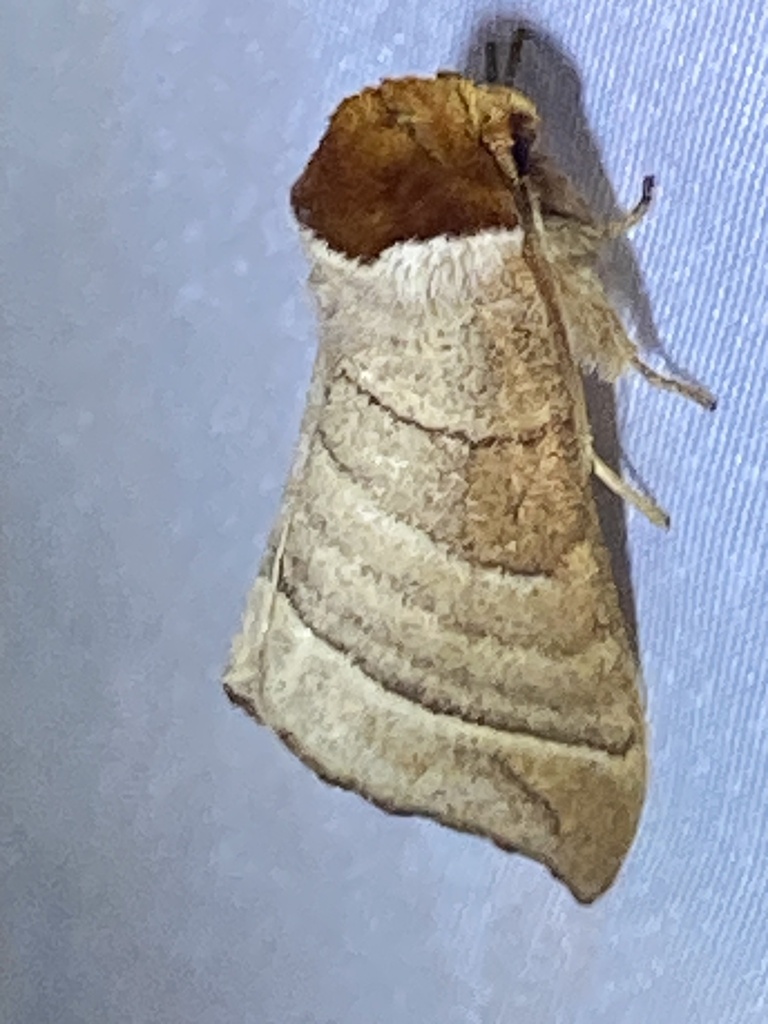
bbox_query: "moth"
[224,50,714,903]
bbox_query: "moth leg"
[623,349,717,410]
[592,455,670,529]
[603,178,718,410]
[258,518,291,645]
[541,179,653,259]
[602,175,655,239]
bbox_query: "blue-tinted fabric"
[2,1,766,1021]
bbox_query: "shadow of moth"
[224,69,714,903]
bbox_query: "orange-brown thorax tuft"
[291,75,540,261]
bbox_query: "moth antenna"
[481,134,597,460]
[592,455,670,529]
[484,41,499,83]
[504,28,530,83]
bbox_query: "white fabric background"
[2,1,767,1021]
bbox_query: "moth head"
[509,112,537,177]
[452,76,539,177]
[291,75,542,262]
